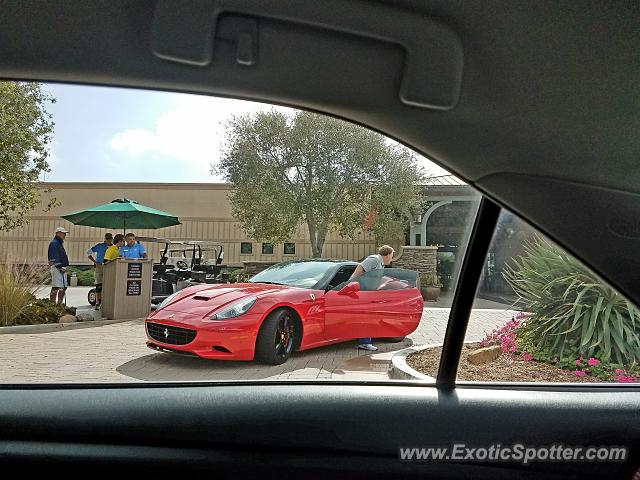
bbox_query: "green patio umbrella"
[62,198,181,232]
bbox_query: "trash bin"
[69,272,78,287]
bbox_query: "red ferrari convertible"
[145,260,424,364]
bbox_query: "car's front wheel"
[255,309,297,365]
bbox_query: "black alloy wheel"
[255,309,297,365]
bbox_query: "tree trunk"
[306,210,329,258]
[306,214,321,258]
[315,222,328,259]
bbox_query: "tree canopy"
[216,110,425,257]
[0,82,56,231]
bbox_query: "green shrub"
[0,257,49,326]
[421,273,443,288]
[14,298,71,325]
[66,266,95,286]
[504,236,640,364]
[223,268,246,283]
[436,253,455,290]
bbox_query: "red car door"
[324,268,423,341]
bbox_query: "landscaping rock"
[58,314,77,323]
[467,345,502,365]
[76,313,94,322]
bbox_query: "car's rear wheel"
[255,309,297,365]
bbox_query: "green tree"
[0,81,56,231]
[216,110,425,257]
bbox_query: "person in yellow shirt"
[104,234,124,263]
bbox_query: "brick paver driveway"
[0,306,518,383]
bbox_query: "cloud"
[109,96,294,177]
[109,128,157,156]
[108,94,451,181]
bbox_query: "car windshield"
[249,262,337,288]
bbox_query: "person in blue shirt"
[86,232,113,310]
[120,233,147,259]
[48,227,70,304]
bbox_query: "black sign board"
[127,280,141,296]
[127,262,142,279]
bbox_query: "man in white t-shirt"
[350,245,395,351]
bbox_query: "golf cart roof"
[136,237,223,248]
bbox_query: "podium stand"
[102,259,152,320]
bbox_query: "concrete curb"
[388,341,476,381]
[388,343,441,381]
[0,318,141,335]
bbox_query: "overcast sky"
[42,83,450,183]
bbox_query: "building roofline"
[38,182,232,190]
[38,177,469,189]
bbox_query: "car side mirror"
[338,281,360,296]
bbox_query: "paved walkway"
[0,304,518,383]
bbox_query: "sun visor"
[151,0,464,110]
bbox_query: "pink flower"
[481,318,522,350]
[575,358,582,366]
[574,369,587,377]
[615,369,625,375]
[587,358,600,367]
[522,352,533,362]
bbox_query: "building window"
[415,233,422,246]
[284,242,296,255]
[262,243,274,255]
[240,242,253,254]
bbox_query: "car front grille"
[146,322,197,346]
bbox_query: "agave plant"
[503,235,640,364]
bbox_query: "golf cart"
[87,237,225,306]
[141,237,226,305]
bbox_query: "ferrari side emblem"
[164,328,169,339]
[310,293,316,301]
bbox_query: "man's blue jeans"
[358,338,372,344]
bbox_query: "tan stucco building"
[2,182,388,266]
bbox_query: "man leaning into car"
[350,245,395,351]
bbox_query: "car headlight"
[155,291,181,311]
[209,297,256,320]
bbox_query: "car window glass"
[1,80,481,384]
[327,267,357,289]
[448,209,640,384]
[334,268,419,291]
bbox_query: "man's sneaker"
[358,343,378,351]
